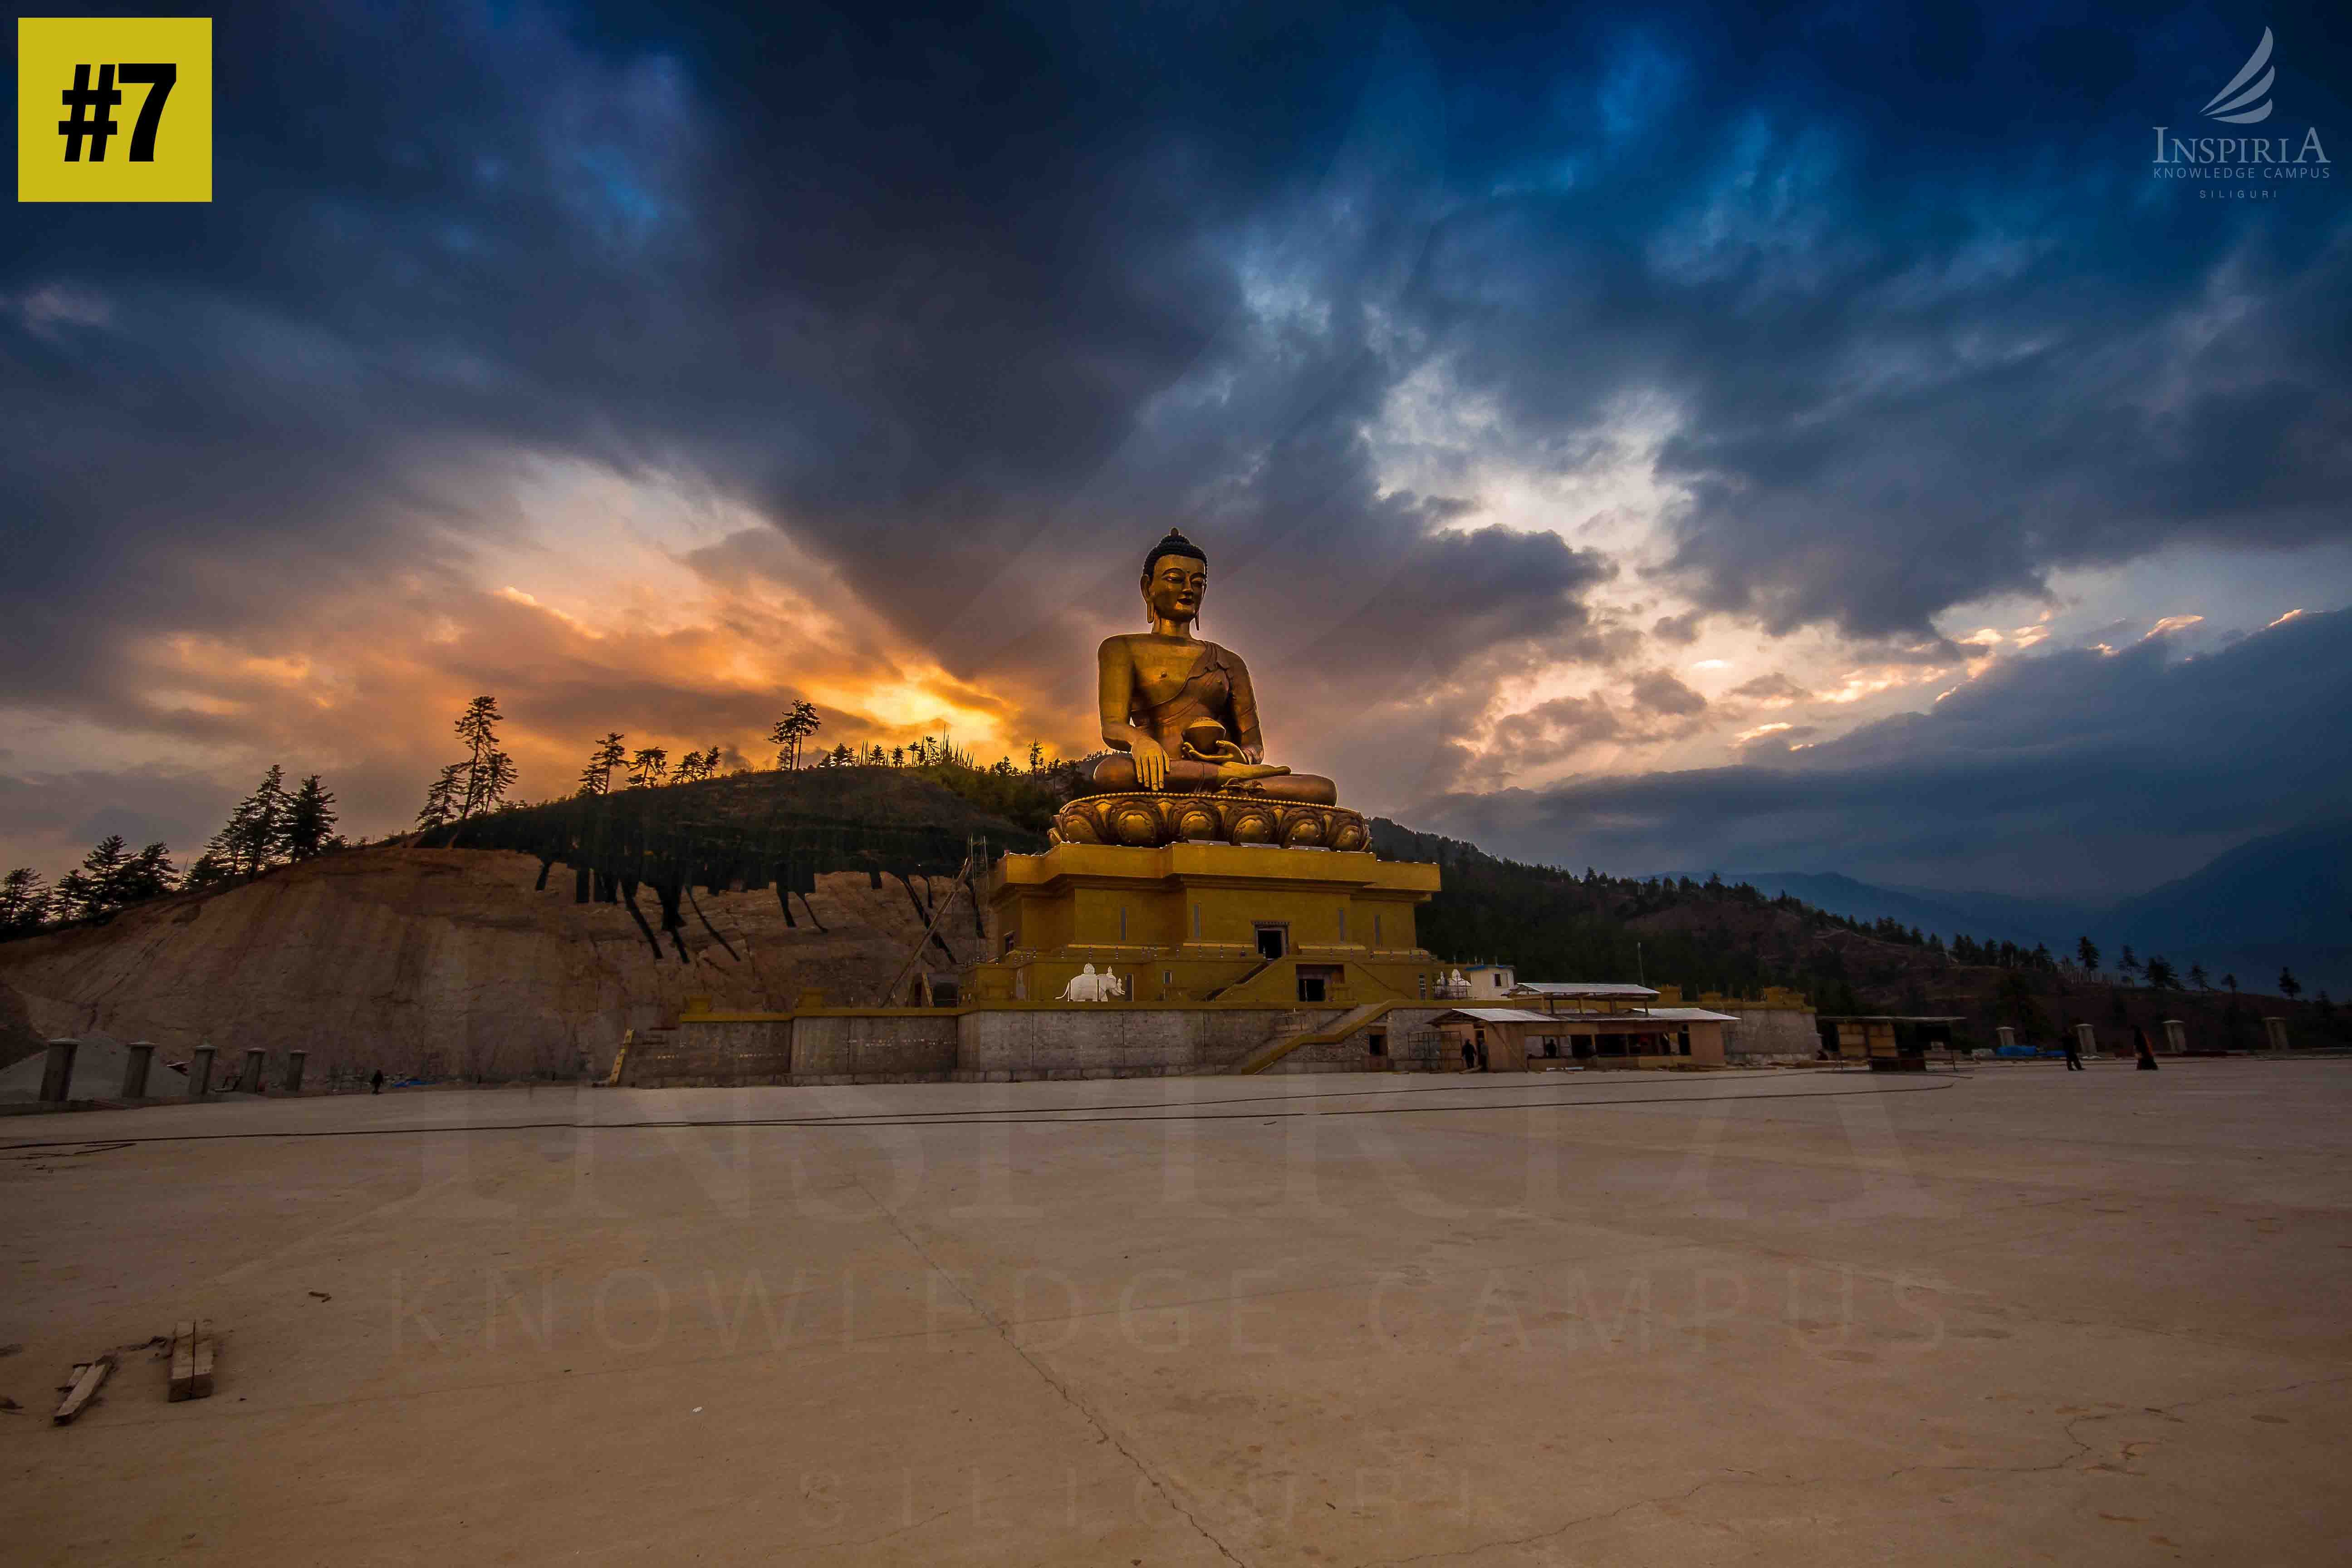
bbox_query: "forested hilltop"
[1371,819,2347,1053]
[4,758,2339,1063]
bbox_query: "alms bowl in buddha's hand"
[1180,720,1243,763]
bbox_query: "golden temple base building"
[960,840,1446,1006]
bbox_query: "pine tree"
[181,850,234,891]
[283,775,338,860]
[0,868,50,934]
[2118,946,2139,983]
[211,765,294,877]
[2278,967,2302,1000]
[451,696,514,818]
[57,835,131,919]
[416,762,466,829]
[2144,955,2176,991]
[769,701,822,769]
[2075,936,2099,974]
[626,747,668,788]
[578,732,627,795]
[476,750,518,813]
[111,842,178,904]
[2187,962,2209,990]
[1027,742,1044,774]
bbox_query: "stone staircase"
[1227,1001,1394,1076]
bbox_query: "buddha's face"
[1143,556,1206,628]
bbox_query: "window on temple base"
[1255,924,1287,960]
[1004,931,1018,955]
[1367,1031,1387,1057]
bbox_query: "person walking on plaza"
[2133,1025,2158,1071]
[370,1068,384,1094]
[2063,1033,2083,1071]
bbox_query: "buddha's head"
[1142,529,1207,631]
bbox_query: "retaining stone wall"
[1723,1007,1820,1058]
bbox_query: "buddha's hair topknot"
[1142,529,1206,576]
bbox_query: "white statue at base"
[1058,964,1127,1002]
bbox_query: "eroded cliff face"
[0,847,980,1081]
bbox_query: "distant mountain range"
[1664,818,2352,999]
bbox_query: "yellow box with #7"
[18,17,212,202]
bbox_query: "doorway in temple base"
[1255,923,1288,960]
[1296,965,1342,1003]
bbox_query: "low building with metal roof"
[1428,1001,1735,1070]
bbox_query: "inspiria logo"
[2152,27,2331,198]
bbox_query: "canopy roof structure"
[1510,981,1661,999]
[1437,1007,1558,1024]
[1437,1006,1737,1027]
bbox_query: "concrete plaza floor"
[3,1059,2348,1565]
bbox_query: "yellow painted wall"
[1655,984,1812,1010]
[967,842,1443,1004]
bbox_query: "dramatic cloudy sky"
[5,1,2348,900]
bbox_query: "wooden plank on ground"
[169,1321,196,1401]
[189,1320,215,1398]
[53,1354,113,1424]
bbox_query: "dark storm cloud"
[1411,608,2352,900]
[13,2,2336,687]
[1404,0,2352,636]
[3,3,1392,679]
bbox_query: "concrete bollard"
[187,1045,215,1100]
[2264,1016,2289,1053]
[238,1048,267,1094]
[122,1043,155,1099]
[284,1050,307,1093]
[2163,1018,2187,1054]
[1995,1026,2017,1051]
[39,1039,79,1104]
[2074,1022,2097,1059]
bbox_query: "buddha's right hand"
[1129,735,1169,790]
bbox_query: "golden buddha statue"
[1055,530,1364,851]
